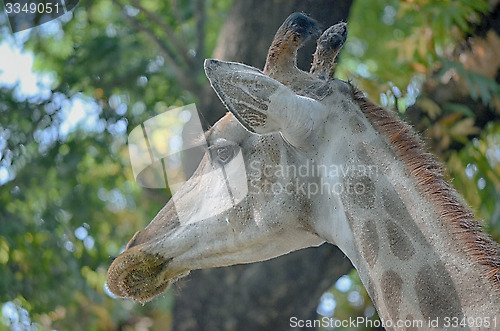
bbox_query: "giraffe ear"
[204,59,325,145]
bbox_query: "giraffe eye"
[215,146,233,164]
[207,141,238,166]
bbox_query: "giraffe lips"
[105,197,191,303]
[106,247,189,303]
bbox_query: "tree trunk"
[173,1,354,330]
[173,246,352,331]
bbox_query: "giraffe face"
[107,14,354,303]
[106,61,360,302]
[106,98,329,302]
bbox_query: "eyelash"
[192,132,208,147]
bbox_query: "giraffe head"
[107,14,360,303]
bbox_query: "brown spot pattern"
[360,219,379,268]
[384,218,415,261]
[356,143,373,165]
[381,270,403,322]
[415,263,464,326]
[382,187,428,247]
[344,174,375,209]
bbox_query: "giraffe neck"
[340,143,500,328]
[313,90,500,328]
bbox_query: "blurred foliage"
[337,0,491,100]
[0,0,232,329]
[318,270,381,331]
[0,83,175,330]
[438,59,500,106]
[1,0,500,330]
[449,123,500,240]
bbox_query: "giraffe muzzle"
[106,245,190,303]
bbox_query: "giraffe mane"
[350,84,500,289]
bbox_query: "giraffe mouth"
[106,247,190,303]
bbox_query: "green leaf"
[443,103,475,118]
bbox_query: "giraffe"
[107,13,500,329]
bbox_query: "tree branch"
[111,0,200,95]
[172,0,188,42]
[195,0,206,64]
[129,0,196,69]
